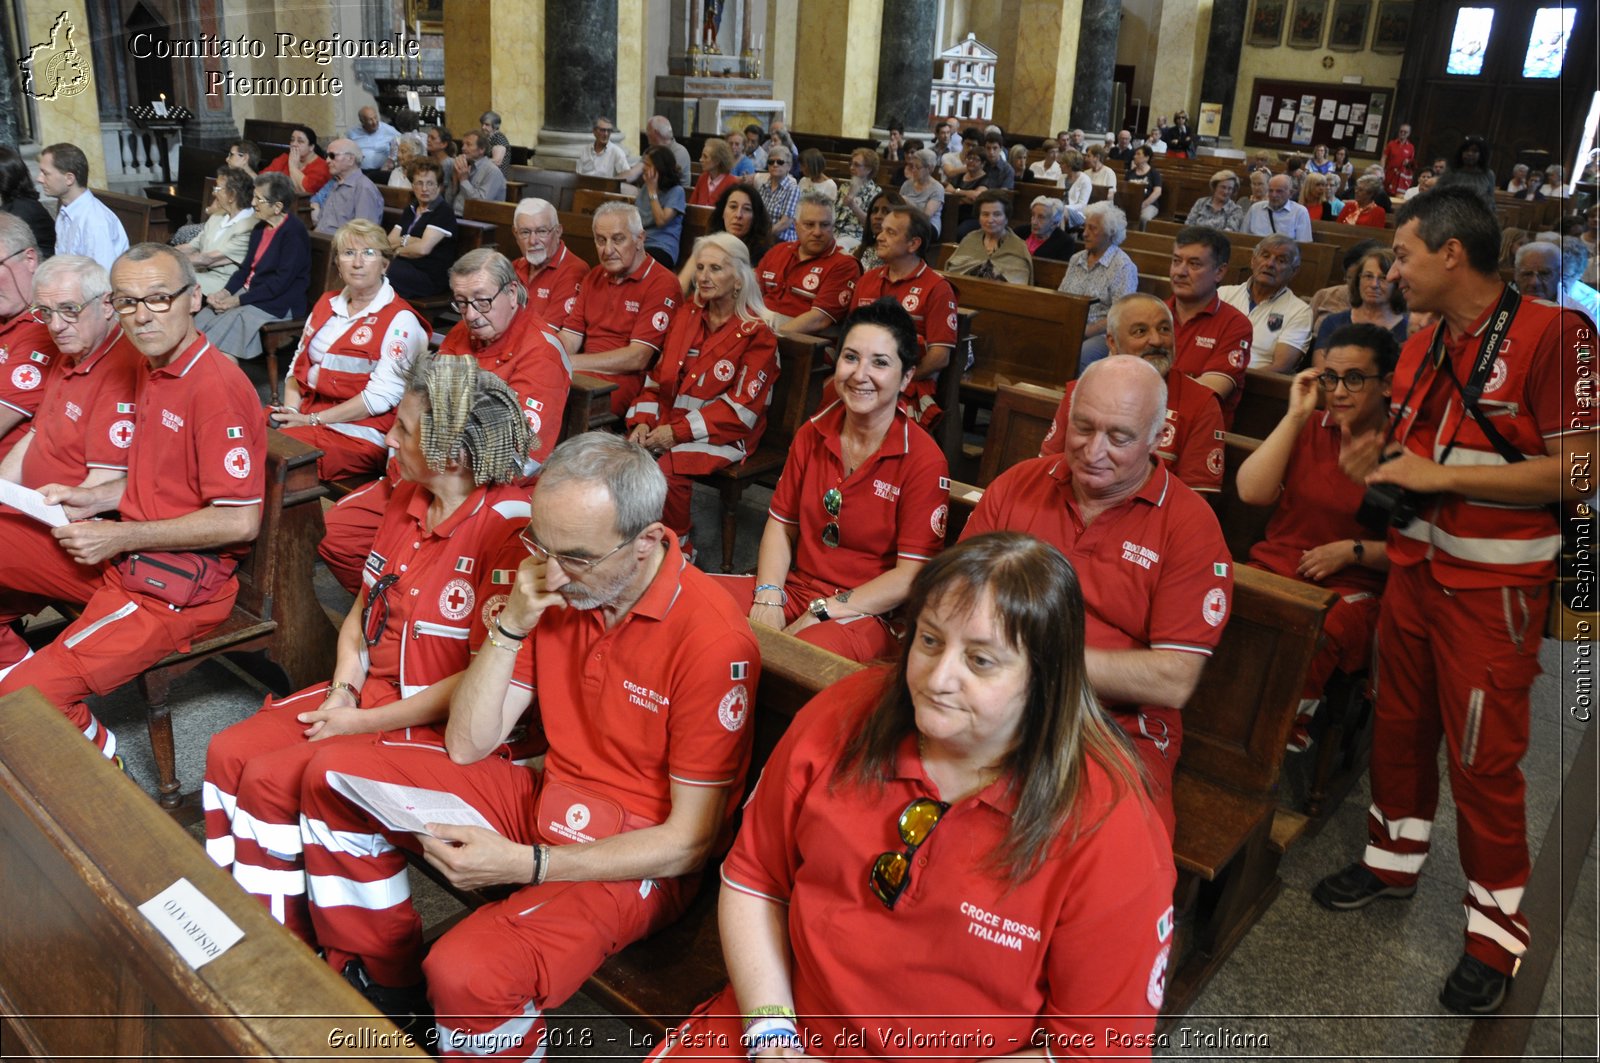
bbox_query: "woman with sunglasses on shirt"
[653,532,1173,1061]
[712,299,947,663]
[202,352,536,943]
[268,219,428,480]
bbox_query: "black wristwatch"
[808,597,831,621]
[1352,539,1365,562]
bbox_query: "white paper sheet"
[138,878,244,969]
[0,480,68,527]
[325,771,498,836]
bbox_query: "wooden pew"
[1123,230,1333,301]
[95,188,171,246]
[258,232,339,404]
[1033,256,1067,291]
[0,688,426,1060]
[697,333,828,572]
[977,381,1061,487]
[940,272,1090,401]
[1232,367,1294,441]
[572,187,635,216]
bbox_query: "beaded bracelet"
[484,627,521,652]
[753,584,788,607]
[326,680,358,698]
[742,1005,797,1030]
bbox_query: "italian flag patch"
[1214,562,1230,577]
[226,426,244,439]
[730,661,749,680]
[492,568,515,584]
[29,350,50,364]
[117,402,135,413]
[455,556,475,574]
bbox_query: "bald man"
[312,138,384,234]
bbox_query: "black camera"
[1357,453,1433,531]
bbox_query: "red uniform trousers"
[203,685,350,942]
[277,421,388,482]
[300,736,694,1059]
[711,573,901,663]
[1362,563,1545,976]
[1303,591,1379,700]
[658,462,703,545]
[319,475,395,594]
[0,559,236,759]
[0,512,104,669]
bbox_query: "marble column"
[1068,0,1121,132]
[546,0,618,133]
[1200,0,1248,135]
[873,0,937,133]
[186,0,242,148]
[0,17,18,150]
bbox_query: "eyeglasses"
[822,486,843,548]
[0,247,27,268]
[594,126,614,135]
[1316,369,1378,392]
[361,572,400,647]
[870,797,948,909]
[519,526,631,575]
[515,226,557,240]
[449,281,511,315]
[767,158,789,167]
[111,283,194,316]
[1358,272,1388,283]
[29,296,104,324]
[338,247,383,261]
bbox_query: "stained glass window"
[1445,7,1495,76]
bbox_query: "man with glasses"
[1220,233,1314,372]
[758,147,801,242]
[510,198,586,330]
[1167,225,1255,428]
[1039,293,1225,497]
[0,243,265,761]
[311,138,384,235]
[1514,238,1600,324]
[37,142,129,271]
[1232,323,1396,755]
[0,216,58,458]
[757,191,861,335]
[960,355,1232,839]
[319,250,570,594]
[0,255,140,678]
[297,432,759,1052]
[576,116,629,179]
[560,202,679,417]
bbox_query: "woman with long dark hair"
[0,146,54,256]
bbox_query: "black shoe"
[341,958,432,1034]
[1312,863,1417,910]
[1439,953,1510,1014]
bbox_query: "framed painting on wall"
[1249,0,1288,47]
[1328,0,1371,51]
[408,0,444,35]
[1288,0,1329,48]
[1372,0,1414,54]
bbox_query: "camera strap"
[1432,284,1526,466]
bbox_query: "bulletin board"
[1243,78,1395,156]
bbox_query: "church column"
[792,0,882,138]
[186,0,241,148]
[873,0,936,134]
[0,15,19,150]
[1150,0,1212,127]
[21,0,107,180]
[1199,0,1249,137]
[445,0,549,157]
[517,0,615,157]
[1068,0,1121,133]
[990,0,1082,135]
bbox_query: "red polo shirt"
[1169,294,1252,428]
[514,242,588,331]
[756,241,861,322]
[125,337,267,561]
[1040,370,1226,493]
[562,255,680,414]
[20,333,142,489]
[439,304,571,475]
[770,401,949,592]
[0,314,60,457]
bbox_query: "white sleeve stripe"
[719,870,790,905]
[667,772,738,787]
[84,462,130,471]
[1149,641,1216,656]
[769,510,798,525]
[209,497,264,506]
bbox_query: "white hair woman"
[625,231,779,551]
[1057,201,1137,368]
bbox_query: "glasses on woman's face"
[869,797,948,909]
[361,572,400,647]
[111,283,194,316]
[339,247,383,261]
[1316,369,1377,393]
[821,486,843,548]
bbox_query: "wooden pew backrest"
[979,381,1063,487]
[941,272,1090,395]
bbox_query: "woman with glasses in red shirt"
[201,353,537,943]
[653,533,1174,1061]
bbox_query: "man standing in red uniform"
[961,356,1233,836]
[756,191,860,335]
[560,202,680,417]
[1382,123,1416,197]
[0,215,58,459]
[319,250,572,593]
[1168,225,1254,429]
[0,255,142,676]
[1039,293,1225,497]
[511,198,587,330]
[297,433,758,1055]
[0,243,266,759]
[1313,188,1592,1013]
[848,205,956,429]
